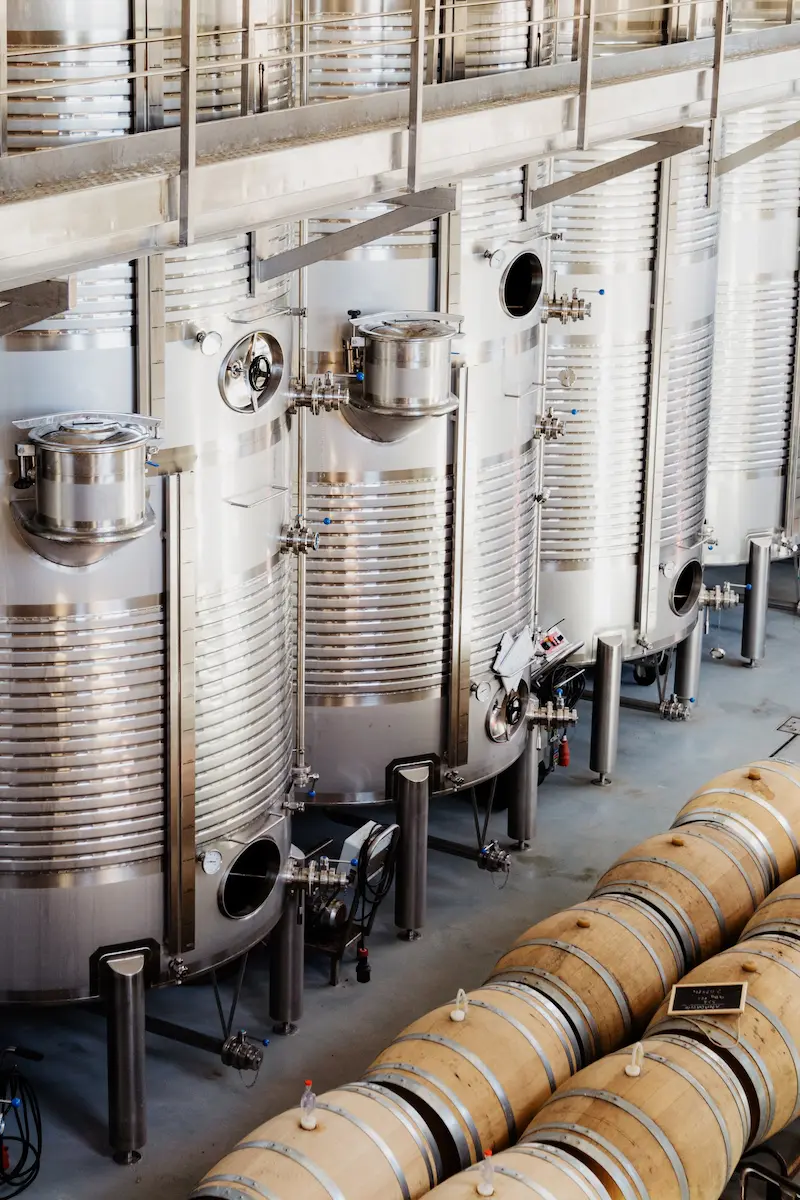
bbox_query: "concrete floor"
[4,568,800,1199]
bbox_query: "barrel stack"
[190,759,800,1200]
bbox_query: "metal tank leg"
[269,889,305,1035]
[105,952,147,1166]
[394,764,431,940]
[507,728,538,849]
[742,535,772,666]
[590,634,624,787]
[674,617,703,707]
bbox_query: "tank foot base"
[272,1021,299,1036]
[516,840,531,851]
[398,929,422,942]
[592,773,612,787]
[113,1151,142,1167]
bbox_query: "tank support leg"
[590,634,624,786]
[394,764,431,940]
[674,617,703,708]
[269,888,305,1034]
[742,535,771,666]
[507,728,538,849]
[106,952,146,1166]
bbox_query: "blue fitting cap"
[556,688,563,696]
[10,1097,21,1108]
[323,517,332,525]
[689,697,696,703]
[598,289,605,295]
[307,788,316,798]
[356,371,365,381]
[708,545,714,550]
[262,1038,271,1048]
[351,857,359,866]
[571,409,578,415]
[746,584,752,591]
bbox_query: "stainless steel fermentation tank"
[705,97,800,567]
[0,0,296,1157]
[301,0,549,836]
[539,0,719,779]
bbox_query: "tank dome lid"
[16,412,161,451]
[358,317,457,342]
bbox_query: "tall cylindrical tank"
[705,98,800,564]
[302,0,547,802]
[540,140,716,663]
[0,0,295,1001]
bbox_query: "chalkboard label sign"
[667,982,748,1016]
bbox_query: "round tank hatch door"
[486,681,530,742]
[219,330,284,413]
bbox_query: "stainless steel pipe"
[394,764,432,938]
[742,536,771,666]
[106,952,147,1166]
[674,617,703,706]
[590,634,623,786]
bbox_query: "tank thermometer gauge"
[198,849,223,876]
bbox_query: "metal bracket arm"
[0,278,76,336]
[529,127,704,210]
[716,117,800,176]
[257,188,457,283]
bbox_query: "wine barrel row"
[190,759,800,1199]
[426,830,800,1200]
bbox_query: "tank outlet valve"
[281,515,320,555]
[13,443,35,490]
[444,770,466,790]
[659,694,690,721]
[528,698,579,730]
[478,841,511,874]
[534,408,566,441]
[774,531,799,558]
[221,1031,264,1072]
[285,857,350,893]
[541,288,591,324]
[300,1080,318,1130]
[289,372,349,415]
[636,635,653,651]
[290,762,319,794]
[699,581,741,611]
[450,988,470,1022]
[477,1151,495,1196]
[168,957,189,984]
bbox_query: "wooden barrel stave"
[420,1143,613,1198]
[486,896,683,1054]
[189,1082,440,1200]
[523,1035,750,1200]
[364,982,579,1164]
[742,877,800,941]
[647,933,800,1146]
[673,760,800,884]
[593,826,767,957]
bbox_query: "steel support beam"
[577,0,596,150]
[0,279,75,336]
[257,188,457,282]
[179,0,198,246]
[529,127,704,209]
[716,118,800,175]
[407,0,426,191]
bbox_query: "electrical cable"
[0,1049,42,1198]
[356,824,399,929]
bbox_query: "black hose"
[0,1050,42,1198]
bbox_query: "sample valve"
[541,288,592,324]
[289,372,349,415]
[281,514,320,555]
